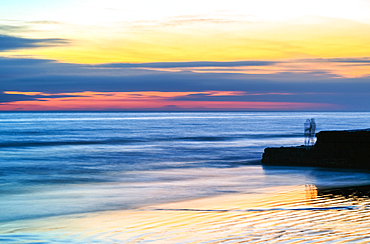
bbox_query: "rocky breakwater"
[262,129,370,169]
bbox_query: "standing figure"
[309,118,316,145]
[304,119,311,146]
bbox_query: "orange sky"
[0,91,337,111]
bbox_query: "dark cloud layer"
[316,58,370,64]
[0,57,370,110]
[0,34,69,51]
[0,93,34,103]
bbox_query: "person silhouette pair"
[304,118,316,146]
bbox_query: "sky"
[1,0,370,111]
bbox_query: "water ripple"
[2,185,370,243]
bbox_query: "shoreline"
[2,184,370,243]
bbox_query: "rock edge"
[261,129,370,169]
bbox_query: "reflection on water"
[317,184,370,199]
[2,184,370,243]
[2,112,370,243]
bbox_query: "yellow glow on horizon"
[4,91,46,96]
[5,14,370,65]
[2,0,370,69]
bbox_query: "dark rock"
[261,129,370,169]
[317,184,370,199]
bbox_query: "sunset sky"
[1,0,370,111]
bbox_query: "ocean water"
[1,111,370,243]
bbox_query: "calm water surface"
[1,112,370,243]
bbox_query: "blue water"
[1,112,370,224]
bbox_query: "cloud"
[26,21,61,25]
[92,61,277,69]
[1,70,370,110]
[0,25,27,32]
[150,13,257,28]
[0,57,277,80]
[0,57,56,67]
[0,56,370,110]
[301,58,370,64]
[0,57,85,80]
[0,93,35,103]
[0,34,69,51]
[0,91,336,111]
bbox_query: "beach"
[1,112,370,243]
[2,183,370,243]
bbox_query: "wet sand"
[2,184,370,243]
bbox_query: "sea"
[1,111,370,243]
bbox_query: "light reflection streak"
[2,184,370,243]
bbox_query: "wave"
[0,132,304,148]
[152,206,359,212]
[176,133,303,141]
[177,136,230,141]
[0,139,143,148]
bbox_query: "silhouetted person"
[304,119,311,146]
[309,118,316,145]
